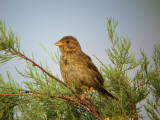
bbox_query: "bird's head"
[55,36,81,53]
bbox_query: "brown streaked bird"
[55,36,117,100]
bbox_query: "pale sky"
[0,0,160,118]
[0,0,160,93]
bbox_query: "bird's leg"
[80,87,93,99]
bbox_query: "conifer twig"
[5,49,103,120]
[86,97,96,110]
[0,19,103,119]
[110,39,139,119]
[0,92,103,120]
[93,54,106,67]
[16,52,76,94]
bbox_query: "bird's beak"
[55,41,63,46]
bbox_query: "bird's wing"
[81,53,104,84]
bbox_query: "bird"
[55,36,117,100]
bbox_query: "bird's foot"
[81,94,92,100]
[70,87,93,100]
[80,93,87,100]
[80,87,93,100]
[69,94,77,100]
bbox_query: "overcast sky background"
[0,0,160,118]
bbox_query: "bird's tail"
[96,85,118,101]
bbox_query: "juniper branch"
[0,20,103,120]
[0,91,102,120]
[0,51,102,119]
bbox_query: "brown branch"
[8,50,103,120]
[122,71,138,120]
[0,93,80,103]
[86,97,96,110]
[122,72,138,120]
[16,52,76,95]
[0,87,33,93]
[0,92,103,120]
[0,93,45,97]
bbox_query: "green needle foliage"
[0,18,159,120]
[0,72,21,120]
[0,20,20,65]
[99,18,150,119]
[144,44,160,120]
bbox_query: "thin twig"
[86,97,96,110]
[93,54,106,67]
[0,87,33,93]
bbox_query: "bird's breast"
[59,53,99,92]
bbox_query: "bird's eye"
[66,41,70,43]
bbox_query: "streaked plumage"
[55,36,117,100]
